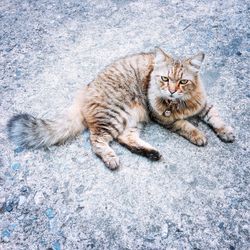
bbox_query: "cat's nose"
[169,89,176,94]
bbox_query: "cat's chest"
[150,97,205,122]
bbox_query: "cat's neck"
[147,81,206,119]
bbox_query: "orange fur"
[7,48,235,169]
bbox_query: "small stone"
[78,201,85,208]
[14,147,25,153]
[168,164,177,172]
[218,222,224,229]
[82,130,91,150]
[161,224,169,238]
[20,186,31,196]
[1,229,11,237]
[4,196,19,212]
[15,69,22,79]
[1,229,11,242]
[11,162,21,171]
[45,208,56,219]
[34,191,45,205]
[2,236,10,242]
[236,51,242,56]
[5,47,12,52]
[75,185,85,194]
[0,177,5,185]
[18,195,26,208]
[39,238,47,246]
[0,195,6,209]
[185,175,195,184]
[52,240,61,250]
[52,185,58,193]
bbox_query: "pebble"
[161,224,169,238]
[0,195,6,210]
[14,147,25,153]
[20,186,31,196]
[1,229,11,242]
[0,177,5,185]
[34,191,45,205]
[52,240,61,250]
[218,222,224,229]
[75,185,85,194]
[18,195,26,208]
[78,201,85,208]
[168,164,177,172]
[45,208,56,219]
[82,130,91,150]
[11,162,21,171]
[4,196,19,212]
[15,69,22,79]
[39,238,47,246]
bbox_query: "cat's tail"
[7,102,86,149]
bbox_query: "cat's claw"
[216,126,235,142]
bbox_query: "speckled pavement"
[0,0,249,249]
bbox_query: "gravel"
[0,0,249,249]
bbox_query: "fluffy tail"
[7,104,85,148]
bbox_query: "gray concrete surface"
[0,0,249,249]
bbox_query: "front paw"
[189,130,207,146]
[216,126,235,143]
[146,149,162,161]
[104,155,120,170]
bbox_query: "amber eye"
[180,79,188,84]
[161,76,169,82]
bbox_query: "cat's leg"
[90,131,119,170]
[118,127,161,160]
[198,104,235,142]
[170,120,207,146]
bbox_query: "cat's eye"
[179,79,188,84]
[161,76,169,82]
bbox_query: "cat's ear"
[186,52,205,72]
[154,47,173,64]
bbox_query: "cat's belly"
[126,101,149,128]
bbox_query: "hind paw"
[146,149,162,161]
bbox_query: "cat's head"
[151,47,205,101]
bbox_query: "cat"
[7,48,235,170]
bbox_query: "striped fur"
[7,48,235,169]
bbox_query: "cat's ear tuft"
[154,47,173,64]
[188,52,205,72]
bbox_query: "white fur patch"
[190,59,202,68]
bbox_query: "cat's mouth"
[166,96,177,101]
[165,94,183,101]
[161,89,184,101]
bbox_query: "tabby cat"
[7,48,235,169]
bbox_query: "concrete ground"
[0,0,249,249]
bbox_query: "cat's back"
[93,52,154,89]
[81,52,154,130]
[104,52,154,72]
